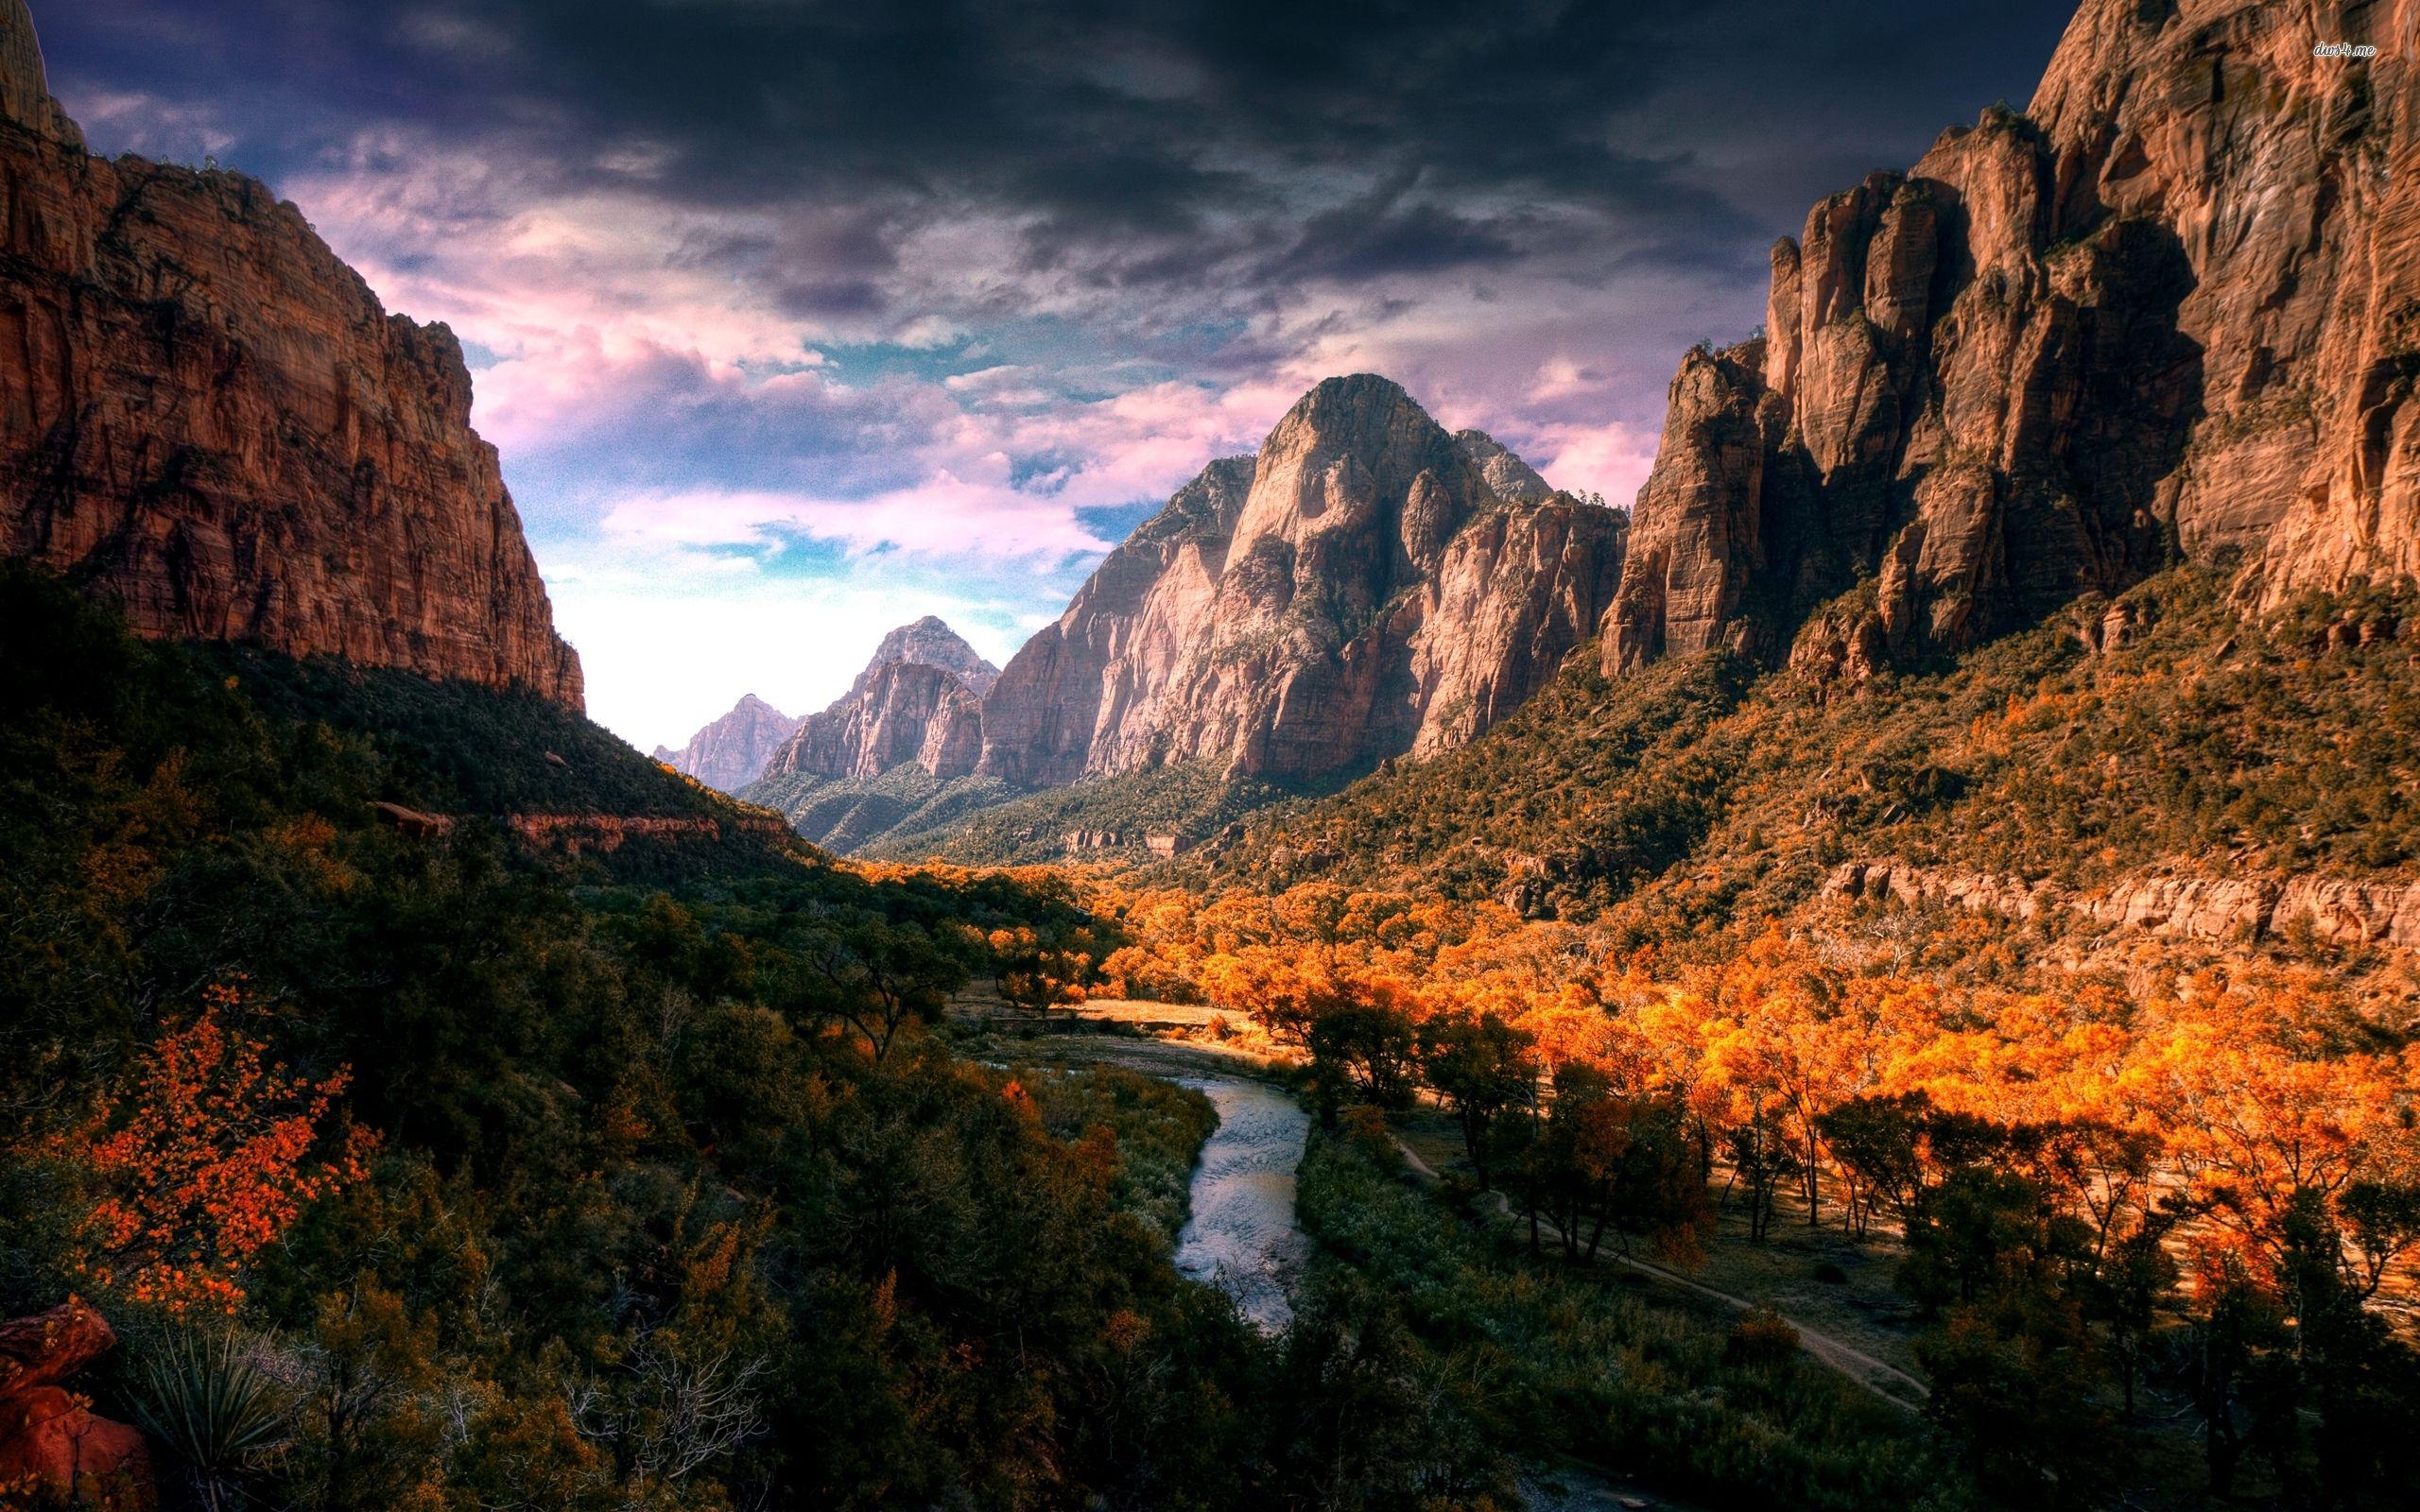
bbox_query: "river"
[980,1029,1697,1507]
[977,1033,1317,1332]
[1170,1074,1313,1332]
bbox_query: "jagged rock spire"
[1,0,84,149]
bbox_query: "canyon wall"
[1607,0,2420,676]
[0,0,582,706]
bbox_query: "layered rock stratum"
[0,0,581,706]
[978,376,1628,785]
[761,617,997,782]
[653,694,802,793]
[1606,0,2420,676]
[1825,859,2420,954]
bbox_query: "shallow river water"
[1169,1074,1313,1332]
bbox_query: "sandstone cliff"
[0,0,582,706]
[1607,0,2420,676]
[654,693,802,793]
[979,377,1627,785]
[761,617,996,782]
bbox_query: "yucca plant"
[129,1331,289,1512]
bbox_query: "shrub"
[130,1330,290,1511]
[1726,1307,1804,1371]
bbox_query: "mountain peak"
[978,369,1629,786]
[1,0,82,148]
[1269,374,1432,450]
[1454,429,1553,505]
[1236,373,1464,551]
[856,616,1000,696]
[656,694,802,793]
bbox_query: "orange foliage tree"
[59,980,376,1314]
[891,868,2420,1303]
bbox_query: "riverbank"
[971,1012,1738,1511]
[1293,1126,1952,1511]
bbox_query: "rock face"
[1825,859,2420,952]
[761,617,996,782]
[654,694,802,794]
[973,455,1256,788]
[1608,0,2420,675]
[506,812,795,857]
[0,1301,153,1508]
[0,0,581,706]
[978,376,1628,785]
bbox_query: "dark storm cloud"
[43,0,2075,301]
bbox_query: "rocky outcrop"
[371,800,456,840]
[505,813,793,856]
[1608,0,2420,677]
[979,377,1627,785]
[0,1301,152,1508]
[654,694,802,793]
[1825,859,2420,952]
[1455,429,1553,505]
[759,617,995,783]
[0,0,581,706]
[1823,860,2060,922]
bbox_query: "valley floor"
[967,998,2327,1512]
[1386,1106,2294,1512]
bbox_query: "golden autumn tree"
[2135,985,2403,1272]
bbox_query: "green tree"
[1414,1010,1536,1189]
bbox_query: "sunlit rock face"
[978,375,1628,786]
[761,618,996,782]
[1608,0,2420,677]
[0,0,583,706]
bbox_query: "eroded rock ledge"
[1824,860,2420,952]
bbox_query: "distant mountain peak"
[977,370,1628,787]
[856,616,1000,696]
[1453,429,1553,505]
[657,695,802,794]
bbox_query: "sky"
[39,0,2077,750]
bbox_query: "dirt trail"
[1392,1138,1928,1411]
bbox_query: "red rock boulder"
[0,1302,154,1509]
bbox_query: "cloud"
[56,88,234,162]
[1527,420,1662,509]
